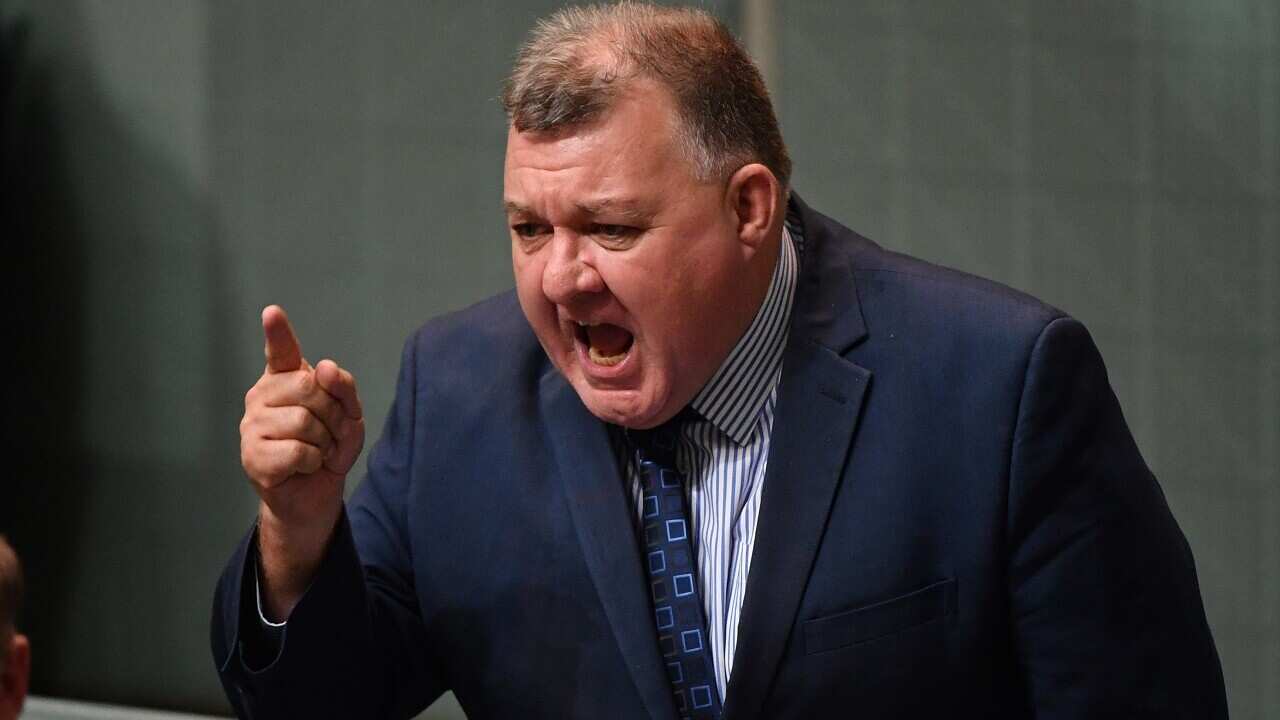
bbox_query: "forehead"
[503,81,693,210]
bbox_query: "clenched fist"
[239,305,365,619]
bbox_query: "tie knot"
[629,407,696,467]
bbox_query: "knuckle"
[296,371,315,396]
[295,441,319,467]
[313,390,334,416]
[296,445,321,471]
[242,451,267,483]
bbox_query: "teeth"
[588,345,627,366]
[573,319,629,366]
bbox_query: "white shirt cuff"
[254,559,288,628]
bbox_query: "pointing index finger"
[262,305,303,374]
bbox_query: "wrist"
[256,501,341,616]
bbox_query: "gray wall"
[1,1,1274,718]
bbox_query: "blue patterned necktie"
[630,413,723,720]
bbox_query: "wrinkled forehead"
[504,79,689,176]
[502,91,699,217]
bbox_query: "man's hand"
[239,305,365,620]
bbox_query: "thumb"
[262,305,303,373]
[325,415,365,475]
[315,359,363,420]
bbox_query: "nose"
[542,230,605,304]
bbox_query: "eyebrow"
[574,198,654,222]
[503,199,654,223]
[504,201,533,217]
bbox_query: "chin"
[575,382,665,429]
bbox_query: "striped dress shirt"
[620,217,802,700]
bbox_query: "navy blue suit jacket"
[212,197,1227,719]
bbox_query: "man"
[213,4,1227,718]
[0,537,29,720]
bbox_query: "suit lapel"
[540,372,679,720]
[723,197,873,720]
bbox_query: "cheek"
[514,255,553,325]
[602,253,696,336]
[513,249,544,297]
[645,246,732,352]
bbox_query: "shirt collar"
[689,219,801,446]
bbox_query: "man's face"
[505,80,753,429]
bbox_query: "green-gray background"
[1,1,1275,718]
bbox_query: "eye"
[590,224,641,244]
[511,223,554,251]
[512,222,550,239]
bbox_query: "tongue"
[585,324,632,356]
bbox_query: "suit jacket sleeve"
[211,330,446,719]
[1007,316,1227,718]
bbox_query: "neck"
[718,222,785,363]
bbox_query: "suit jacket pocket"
[803,578,957,655]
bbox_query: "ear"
[725,163,780,255]
[0,634,29,716]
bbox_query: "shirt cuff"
[238,543,287,672]
[254,559,288,628]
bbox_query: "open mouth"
[574,321,635,367]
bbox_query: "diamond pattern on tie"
[633,419,723,720]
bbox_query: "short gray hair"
[502,2,791,189]
[0,536,22,670]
